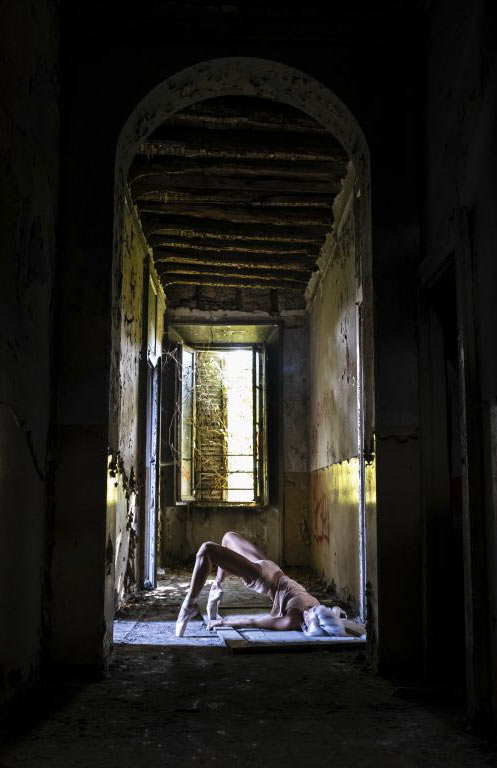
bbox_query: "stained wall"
[308,177,360,610]
[108,201,146,605]
[0,0,59,703]
[107,196,167,606]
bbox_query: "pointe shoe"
[175,599,200,637]
[207,580,224,622]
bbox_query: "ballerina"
[175,530,347,638]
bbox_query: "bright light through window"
[179,344,265,504]
[224,349,254,502]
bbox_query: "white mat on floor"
[206,611,366,650]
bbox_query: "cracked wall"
[0,0,59,704]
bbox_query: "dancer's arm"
[209,609,302,631]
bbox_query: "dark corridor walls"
[422,0,497,723]
[0,0,59,704]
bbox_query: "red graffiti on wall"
[310,392,334,462]
[311,476,330,545]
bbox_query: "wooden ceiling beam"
[137,201,332,228]
[131,175,340,196]
[138,128,347,163]
[158,273,303,291]
[134,189,336,207]
[141,215,327,244]
[129,155,345,182]
[147,236,321,257]
[158,262,311,283]
[153,249,317,272]
[165,108,328,135]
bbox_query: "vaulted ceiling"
[128,96,349,301]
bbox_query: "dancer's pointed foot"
[207,580,224,622]
[175,598,200,637]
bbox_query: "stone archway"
[115,57,369,177]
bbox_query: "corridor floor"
[1,569,496,768]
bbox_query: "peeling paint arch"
[115,56,370,178]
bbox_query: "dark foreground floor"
[1,572,496,767]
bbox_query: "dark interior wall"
[368,32,424,672]
[0,0,59,703]
[422,0,497,719]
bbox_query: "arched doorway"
[109,57,376,650]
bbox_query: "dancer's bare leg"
[214,531,267,585]
[176,541,263,636]
[186,541,261,602]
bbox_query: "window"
[176,343,267,504]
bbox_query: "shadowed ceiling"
[128,96,349,301]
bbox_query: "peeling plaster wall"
[308,187,360,609]
[165,506,281,564]
[109,202,147,606]
[0,0,59,702]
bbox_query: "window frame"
[175,341,268,507]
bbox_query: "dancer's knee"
[197,541,216,558]
[222,531,237,547]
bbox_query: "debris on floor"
[1,567,495,768]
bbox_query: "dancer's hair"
[302,605,348,637]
